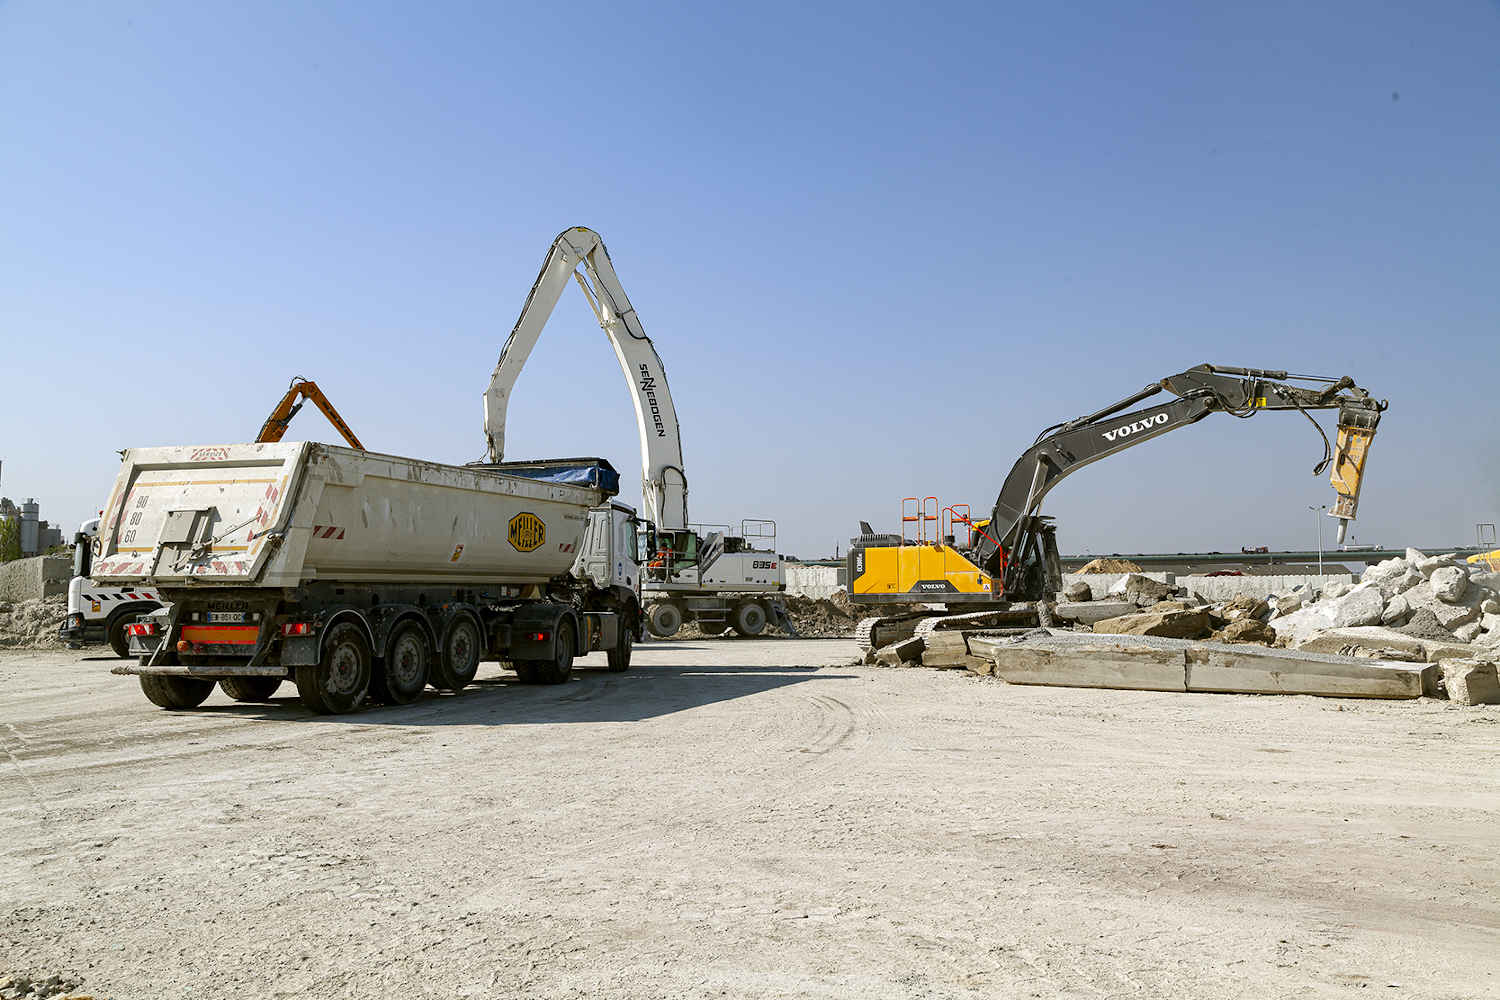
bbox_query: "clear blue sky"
[2,1,1497,557]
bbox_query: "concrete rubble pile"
[866,554,1500,705]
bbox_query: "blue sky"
[2,1,1497,557]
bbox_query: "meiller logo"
[638,364,667,438]
[1102,412,1168,442]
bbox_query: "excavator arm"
[256,377,364,450]
[972,364,1386,590]
[482,227,688,533]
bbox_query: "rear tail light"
[532,631,548,642]
[281,622,313,637]
[126,623,157,637]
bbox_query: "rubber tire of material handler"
[373,621,431,706]
[731,601,768,637]
[295,622,372,715]
[218,677,283,702]
[647,603,683,638]
[606,626,632,672]
[431,614,482,692]
[139,674,214,710]
[699,621,728,636]
[516,619,575,685]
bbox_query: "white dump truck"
[93,442,644,714]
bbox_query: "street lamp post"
[1308,504,1327,580]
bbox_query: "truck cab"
[59,517,162,655]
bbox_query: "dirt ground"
[2,642,1497,999]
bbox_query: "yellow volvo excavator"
[848,364,1386,650]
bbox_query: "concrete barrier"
[1176,573,1354,602]
[0,556,70,603]
[786,564,846,599]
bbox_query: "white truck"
[483,227,790,638]
[57,517,164,656]
[93,442,643,714]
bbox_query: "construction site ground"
[2,641,1496,1000]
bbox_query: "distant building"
[0,497,65,557]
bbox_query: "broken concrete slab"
[1429,565,1469,603]
[971,633,1429,700]
[1053,600,1136,626]
[1093,609,1213,639]
[1439,658,1500,706]
[1183,644,1433,699]
[1269,584,1385,644]
[1212,619,1276,645]
[1061,580,1093,603]
[1296,626,1482,664]
[874,636,926,666]
[969,635,1187,692]
[919,631,971,668]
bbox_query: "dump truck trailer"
[93,442,644,714]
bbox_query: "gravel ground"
[2,642,1497,999]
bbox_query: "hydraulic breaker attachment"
[1328,403,1381,544]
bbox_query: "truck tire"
[373,621,431,705]
[520,618,574,685]
[731,601,768,637]
[606,626,632,672]
[431,614,482,692]
[139,674,214,710]
[647,603,682,638]
[699,621,728,636]
[107,603,163,659]
[107,615,131,658]
[218,677,282,702]
[296,622,371,715]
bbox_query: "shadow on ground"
[177,661,855,727]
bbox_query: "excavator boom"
[972,363,1385,592]
[256,377,365,450]
[482,227,688,532]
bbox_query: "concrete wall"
[0,556,70,603]
[786,564,847,599]
[1176,573,1355,602]
[1061,570,1356,603]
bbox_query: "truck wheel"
[139,674,214,710]
[647,603,682,638]
[374,622,431,705]
[523,618,575,685]
[700,621,728,636]
[218,677,282,702]
[606,626,632,672]
[512,662,539,684]
[731,602,768,637]
[432,614,482,692]
[107,615,131,658]
[296,622,371,715]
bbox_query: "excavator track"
[855,612,940,653]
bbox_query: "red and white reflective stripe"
[312,525,346,540]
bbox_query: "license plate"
[207,611,247,623]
